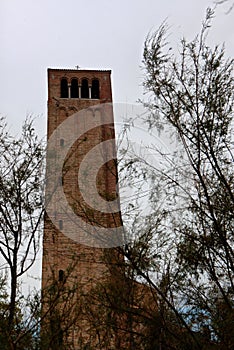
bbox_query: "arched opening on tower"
[71,78,78,98]
[91,79,100,99]
[81,79,89,98]
[60,78,68,98]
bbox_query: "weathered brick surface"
[42,69,122,348]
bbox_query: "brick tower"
[42,69,123,349]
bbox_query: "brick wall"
[41,69,122,349]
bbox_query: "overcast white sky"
[0,0,233,135]
[1,0,233,291]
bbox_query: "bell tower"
[41,68,122,348]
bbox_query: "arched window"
[60,78,68,98]
[91,79,100,99]
[81,79,89,98]
[71,78,78,98]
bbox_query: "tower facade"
[42,69,122,349]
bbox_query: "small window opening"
[60,78,68,98]
[60,138,64,147]
[91,79,100,99]
[58,175,63,186]
[81,79,89,98]
[59,220,63,230]
[71,78,78,98]
[58,269,64,282]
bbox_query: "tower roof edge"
[47,68,112,73]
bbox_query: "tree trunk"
[9,255,17,328]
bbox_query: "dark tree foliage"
[107,8,234,349]
[0,117,45,349]
[142,8,234,348]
